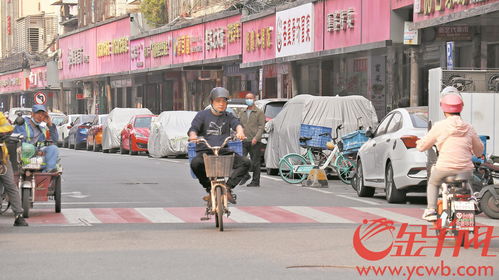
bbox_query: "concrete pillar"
[181,71,189,111]
[409,47,420,107]
[290,62,299,97]
[472,26,481,69]
[105,78,112,113]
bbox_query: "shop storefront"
[0,70,25,111]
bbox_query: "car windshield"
[264,102,286,119]
[134,117,152,128]
[15,110,31,116]
[51,116,66,126]
[409,112,428,128]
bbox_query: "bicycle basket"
[341,130,368,154]
[203,153,234,178]
[299,124,332,149]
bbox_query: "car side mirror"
[365,128,374,138]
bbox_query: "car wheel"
[86,141,92,151]
[74,137,79,150]
[102,149,109,153]
[130,139,138,155]
[356,159,375,197]
[63,135,68,148]
[385,162,406,203]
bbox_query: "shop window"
[456,44,472,68]
[487,43,499,68]
[264,78,277,99]
[227,76,242,97]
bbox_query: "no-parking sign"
[34,91,47,105]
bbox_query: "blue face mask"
[32,119,41,126]
[245,99,254,106]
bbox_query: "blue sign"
[446,41,454,70]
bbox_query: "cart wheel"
[55,176,61,213]
[22,188,30,218]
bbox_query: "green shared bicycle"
[278,124,356,184]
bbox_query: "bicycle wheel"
[216,187,224,232]
[335,154,355,184]
[278,154,308,184]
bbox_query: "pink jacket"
[416,116,483,171]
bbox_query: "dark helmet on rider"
[209,87,230,103]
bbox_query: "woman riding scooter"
[416,86,484,222]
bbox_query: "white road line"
[476,216,499,227]
[353,207,425,225]
[260,175,282,182]
[335,194,380,205]
[62,208,102,224]
[304,188,333,194]
[230,208,270,223]
[135,208,185,223]
[159,159,180,163]
[279,206,353,223]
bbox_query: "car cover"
[102,108,152,151]
[148,111,197,157]
[264,94,379,169]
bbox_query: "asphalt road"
[0,149,498,280]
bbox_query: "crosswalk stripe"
[229,208,270,223]
[135,208,185,223]
[352,207,426,225]
[62,208,102,224]
[279,206,352,223]
[476,216,499,227]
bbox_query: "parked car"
[58,114,82,147]
[119,114,156,155]
[86,114,108,152]
[204,99,247,117]
[49,112,67,127]
[67,115,97,149]
[7,107,32,124]
[354,107,429,203]
[255,99,288,166]
[102,108,153,153]
[264,94,378,175]
[148,111,198,158]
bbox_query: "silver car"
[354,107,428,203]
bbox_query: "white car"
[354,107,428,203]
[7,107,32,123]
[57,114,82,147]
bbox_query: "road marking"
[229,208,270,223]
[135,207,185,223]
[335,194,380,205]
[304,188,333,194]
[36,201,159,205]
[261,175,282,182]
[62,208,102,224]
[352,207,425,225]
[279,206,352,223]
[159,159,180,163]
[476,216,499,227]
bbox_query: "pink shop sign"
[242,14,276,64]
[59,27,95,80]
[324,0,361,50]
[204,15,242,60]
[172,24,204,65]
[130,38,148,71]
[95,18,131,75]
[149,32,173,69]
[0,71,24,94]
[29,66,48,89]
[414,0,499,23]
[391,0,413,10]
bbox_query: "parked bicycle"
[278,124,356,184]
[196,136,238,232]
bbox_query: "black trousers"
[242,141,263,184]
[190,150,251,192]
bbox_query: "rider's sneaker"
[14,215,28,226]
[422,208,437,222]
[202,194,211,202]
[227,189,237,204]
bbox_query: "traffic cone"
[302,167,328,188]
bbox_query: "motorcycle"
[473,156,499,219]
